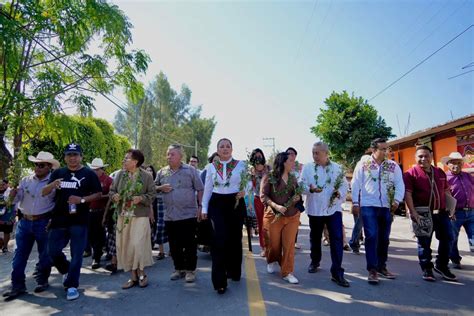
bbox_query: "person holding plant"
[260,152,301,284]
[110,149,156,289]
[300,142,350,287]
[201,138,247,295]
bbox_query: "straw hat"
[28,151,60,169]
[87,158,108,169]
[441,152,466,165]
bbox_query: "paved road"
[1,211,473,316]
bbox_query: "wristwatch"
[80,198,86,204]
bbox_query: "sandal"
[139,275,148,288]
[122,279,138,290]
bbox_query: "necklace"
[213,159,239,187]
[313,162,332,190]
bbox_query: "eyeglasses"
[34,163,48,168]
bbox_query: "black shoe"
[433,266,457,281]
[2,247,8,253]
[308,263,319,273]
[83,251,91,258]
[422,269,436,282]
[105,263,117,274]
[34,283,49,293]
[343,244,350,251]
[91,260,101,269]
[331,275,350,287]
[3,287,27,300]
[217,287,227,295]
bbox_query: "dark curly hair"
[249,148,266,166]
[271,152,290,185]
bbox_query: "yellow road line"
[243,233,267,316]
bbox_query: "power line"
[293,0,318,64]
[369,24,474,101]
[2,10,197,149]
[448,69,474,80]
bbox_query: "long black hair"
[143,164,157,179]
[271,152,290,185]
[249,148,266,166]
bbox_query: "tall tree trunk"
[0,124,12,179]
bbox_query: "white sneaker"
[267,262,278,274]
[283,273,299,284]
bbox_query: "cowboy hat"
[441,152,466,165]
[28,151,60,169]
[87,158,108,169]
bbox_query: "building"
[388,114,474,173]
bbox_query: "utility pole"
[195,140,198,156]
[262,137,275,154]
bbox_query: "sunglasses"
[34,163,48,168]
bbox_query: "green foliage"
[114,72,216,169]
[0,0,149,175]
[23,114,130,173]
[311,91,394,170]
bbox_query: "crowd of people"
[0,137,472,302]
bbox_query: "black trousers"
[208,193,245,290]
[166,218,198,271]
[88,209,105,261]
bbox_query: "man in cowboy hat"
[42,143,102,301]
[2,151,59,300]
[84,158,113,269]
[442,152,474,269]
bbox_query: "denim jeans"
[47,225,88,289]
[450,209,474,263]
[11,218,51,289]
[308,212,345,278]
[349,214,363,251]
[417,212,452,271]
[361,206,392,271]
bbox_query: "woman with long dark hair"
[201,138,247,294]
[249,148,271,257]
[261,152,301,284]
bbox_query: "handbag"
[412,171,435,237]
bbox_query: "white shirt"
[300,161,349,216]
[351,155,405,208]
[202,158,246,214]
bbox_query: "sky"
[92,0,474,164]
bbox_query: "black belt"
[22,212,51,221]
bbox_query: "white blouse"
[202,158,246,214]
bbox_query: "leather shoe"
[308,263,319,273]
[331,275,350,287]
[217,287,227,295]
[3,287,27,300]
[34,283,49,293]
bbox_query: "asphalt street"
[0,210,473,316]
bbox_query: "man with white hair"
[300,142,350,287]
[155,144,204,283]
[442,152,474,269]
[3,151,59,300]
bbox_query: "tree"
[114,72,216,169]
[0,0,149,181]
[24,114,130,173]
[311,91,394,170]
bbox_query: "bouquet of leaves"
[113,172,143,233]
[235,160,251,209]
[272,181,304,223]
[387,182,396,214]
[328,169,345,208]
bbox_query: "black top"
[49,166,102,228]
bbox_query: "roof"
[388,114,474,146]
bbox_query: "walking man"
[442,152,474,268]
[2,152,59,300]
[86,158,113,269]
[404,145,457,282]
[300,142,350,287]
[351,138,404,284]
[155,145,204,283]
[42,143,102,300]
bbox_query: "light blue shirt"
[14,173,55,216]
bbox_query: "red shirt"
[89,173,113,210]
[403,165,449,210]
